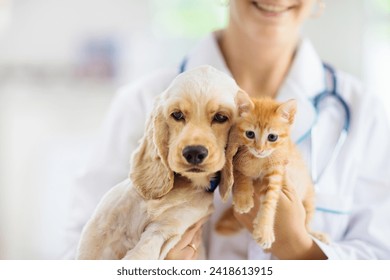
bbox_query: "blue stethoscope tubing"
[179,59,351,193]
[308,63,351,189]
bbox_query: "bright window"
[363,0,390,120]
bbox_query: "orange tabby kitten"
[217,92,328,249]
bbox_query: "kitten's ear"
[235,90,254,116]
[276,99,297,124]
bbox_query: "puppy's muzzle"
[182,145,208,165]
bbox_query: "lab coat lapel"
[276,39,325,143]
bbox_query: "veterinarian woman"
[64,0,390,259]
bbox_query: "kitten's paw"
[253,226,275,250]
[233,195,254,214]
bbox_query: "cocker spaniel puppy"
[76,65,242,260]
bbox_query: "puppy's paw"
[253,225,275,250]
[233,195,254,214]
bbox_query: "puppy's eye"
[171,111,185,121]
[245,131,255,139]
[268,133,278,142]
[213,113,228,123]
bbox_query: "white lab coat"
[64,32,390,259]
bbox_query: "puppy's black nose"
[182,145,208,165]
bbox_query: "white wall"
[0,0,147,63]
[0,82,114,259]
[302,0,366,79]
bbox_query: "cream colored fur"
[76,66,240,260]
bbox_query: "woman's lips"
[251,1,292,15]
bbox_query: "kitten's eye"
[245,131,255,139]
[268,133,278,142]
[213,113,228,123]
[171,111,185,121]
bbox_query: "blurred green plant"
[374,0,390,14]
[150,0,228,38]
[371,0,390,40]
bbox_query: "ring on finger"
[187,243,197,253]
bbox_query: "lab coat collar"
[183,33,325,143]
[280,38,326,99]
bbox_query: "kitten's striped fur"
[217,95,328,249]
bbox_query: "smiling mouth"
[251,1,291,14]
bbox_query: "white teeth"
[252,1,289,13]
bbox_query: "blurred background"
[0,0,389,259]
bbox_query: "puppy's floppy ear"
[219,89,249,201]
[219,125,239,202]
[130,100,174,200]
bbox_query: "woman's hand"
[234,182,327,259]
[165,216,208,260]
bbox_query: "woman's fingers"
[180,227,202,259]
[165,216,208,260]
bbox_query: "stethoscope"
[306,63,351,190]
[179,59,351,192]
